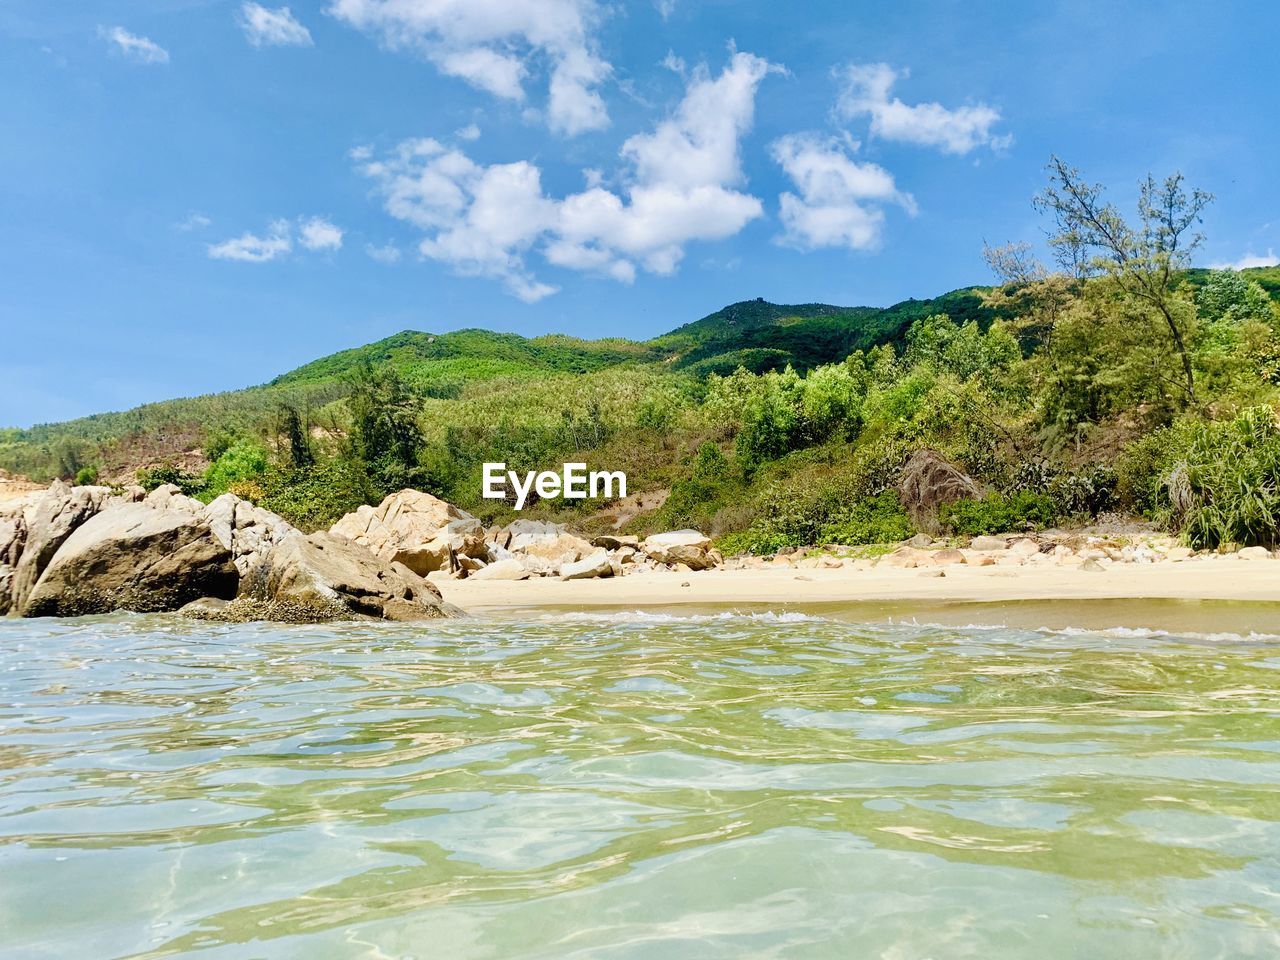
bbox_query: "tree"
[1034,157,1212,404]
[345,362,426,493]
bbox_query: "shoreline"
[437,560,1280,633]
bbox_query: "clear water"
[1,611,1278,959]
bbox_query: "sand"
[437,558,1280,632]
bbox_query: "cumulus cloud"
[100,26,169,64]
[355,52,776,300]
[366,242,402,263]
[208,220,293,262]
[1210,249,1279,271]
[298,216,344,250]
[328,0,611,136]
[835,63,1009,155]
[771,133,915,251]
[238,4,314,47]
[207,216,342,262]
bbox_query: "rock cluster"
[0,483,457,622]
[328,491,723,582]
[721,529,1278,570]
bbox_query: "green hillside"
[0,286,1001,482]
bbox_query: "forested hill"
[0,286,996,481]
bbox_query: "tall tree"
[1034,157,1212,404]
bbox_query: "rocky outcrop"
[896,449,982,532]
[8,482,114,614]
[203,492,294,575]
[231,531,457,622]
[21,503,237,617]
[331,489,488,575]
[4,482,464,621]
[560,549,615,580]
[641,530,718,571]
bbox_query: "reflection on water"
[1,611,1278,959]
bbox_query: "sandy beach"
[437,558,1280,632]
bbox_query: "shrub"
[1167,407,1280,549]
[940,491,1061,536]
[201,440,269,499]
[818,491,915,546]
[136,463,203,495]
[73,465,99,486]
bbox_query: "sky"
[2,1,1278,427]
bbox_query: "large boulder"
[202,492,294,575]
[21,502,237,617]
[234,531,459,622]
[330,489,486,575]
[560,549,614,580]
[642,530,717,571]
[896,450,982,533]
[8,481,113,614]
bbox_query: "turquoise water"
[1,611,1278,958]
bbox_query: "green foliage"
[255,460,377,532]
[717,482,915,555]
[1197,270,1275,324]
[345,363,428,496]
[940,491,1061,536]
[201,440,270,499]
[136,463,203,495]
[73,465,99,486]
[1165,407,1280,549]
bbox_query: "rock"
[642,530,716,570]
[503,519,568,551]
[8,481,112,614]
[1238,546,1273,560]
[179,596,232,619]
[520,532,595,566]
[1008,538,1042,558]
[330,489,487,573]
[560,549,615,580]
[969,535,1008,551]
[1167,546,1194,562]
[918,569,946,578]
[925,548,966,567]
[905,533,934,548]
[144,483,205,516]
[878,546,921,569]
[468,558,531,581]
[202,493,293,576]
[1081,558,1105,572]
[236,531,456,622]
[22,503,237,617]
[897,450,982,532]
[0,513,27,615]
[591,534,639,550]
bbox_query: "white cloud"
[298,216,344,250]
[455,123,481,141]
[177,213,212,232]
[208,220,293,262]
[100,26,169,65]
[771,133,915,251]
[1210,249,1279,271]
[655,1,677,19]
[238,4,314,47]
[835,63,1009,155]
[356,52,776,299]
[366,242,402,263]
[328,0,611,136]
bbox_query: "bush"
[716,485,915,555]
[1167,407,1280,549]
[73,465,99,486]
[818,491,915,546]
[136,463,203,495]
[201,440,269,499]
[940,491,1061,536]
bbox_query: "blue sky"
[2,1,1277,427]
